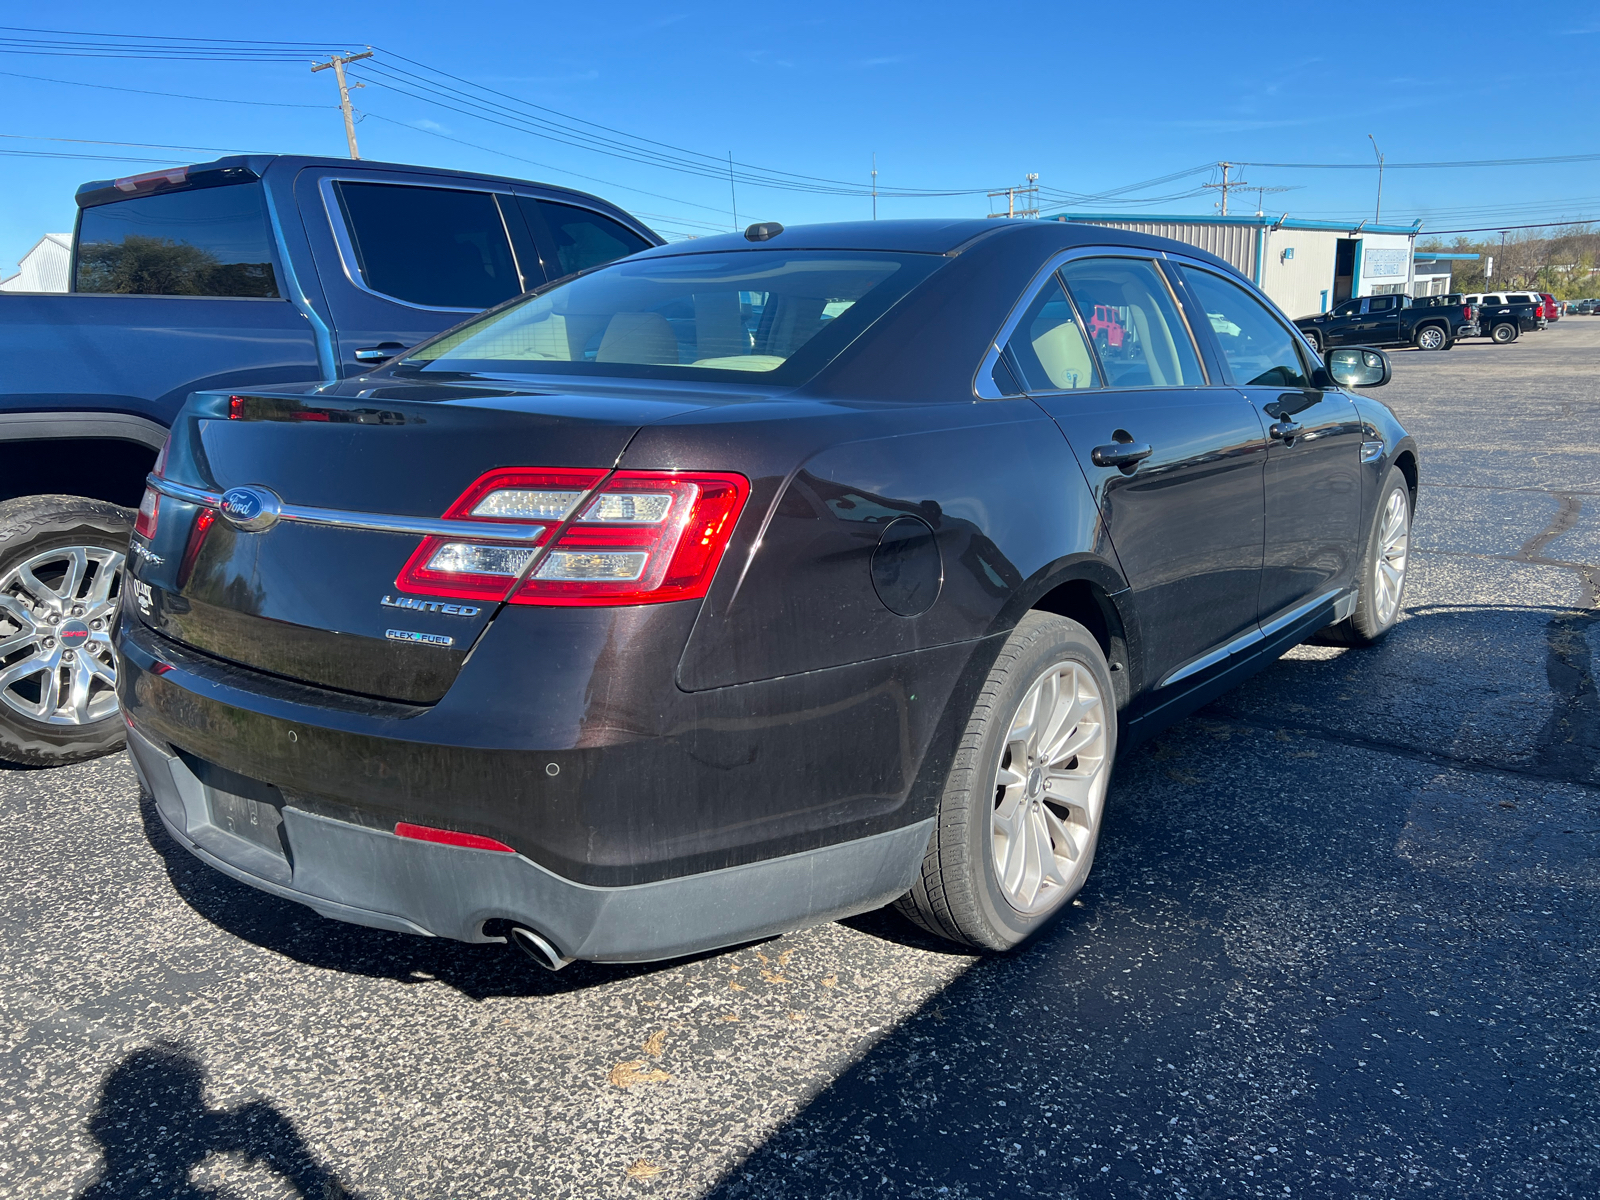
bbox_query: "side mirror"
[1327,346,1391,388]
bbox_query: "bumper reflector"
[394,822,515,853]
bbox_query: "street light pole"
[1368,134,1384,224]
[312,50,373,159]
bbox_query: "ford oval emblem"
[218,485,282,532]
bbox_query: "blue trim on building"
[1351,239,1364,297]
[1057,213,1425,236]
[1414,252,1481,261]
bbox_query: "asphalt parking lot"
[4,320,1598,1199]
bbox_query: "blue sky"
[2,1,1596,272]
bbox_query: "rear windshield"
[398,249,943,385]
[75,182,279,298]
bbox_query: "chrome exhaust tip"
[508,925,575,972]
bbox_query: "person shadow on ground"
[75,1041,363,1200]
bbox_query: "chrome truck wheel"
[0,496,132,766]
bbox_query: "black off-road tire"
[0,495,132,767]
[895,613,1117,951]
[1320,466,1412,648]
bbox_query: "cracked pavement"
[3,320,1598,1198]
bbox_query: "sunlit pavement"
[3,322,1597,1199]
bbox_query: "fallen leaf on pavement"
[642,1029,668,1058]
[609,1060,672,1088]
[626,1159,663,1179]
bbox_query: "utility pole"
[1202,162,1249,216]
[987,173,1040,219]
[1368,134,1384,223]
[312,50,372,159]
[871,152,877,221]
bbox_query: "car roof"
[628,217,1242,274]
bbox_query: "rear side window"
[1058,258,1204,387]
[524,199,652,278]
[1003,276,1100,391]
[1180,267,1309,389]
[75,182,279,297]
[334,182,521,309]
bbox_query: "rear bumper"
[127,724,931,962]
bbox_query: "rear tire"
[1303,330,1323,355]
[1414,324,1448,351]
[0,495,131,767]
[1320,467,1411,647]
[1491,322,1519,344]
[896,613,1116,951]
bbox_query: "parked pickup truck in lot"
[1294,293,1477,353]
[0,154,658,765]
[1471,295,1544,343]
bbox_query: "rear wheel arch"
[0,438,158,508]
[1029,573,1133,708]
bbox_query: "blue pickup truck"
[0,154,659,765]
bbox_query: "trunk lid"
[133,384,699,703]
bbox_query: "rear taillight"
[134,486,160,540]
[1463,304,1473,320]
[134,436,171,540]
[393,467,750,607]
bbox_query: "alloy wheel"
[1373,489,1410,627]
[990,659,1109,915]
[1417,326,1445,350]
[0,545,124,726]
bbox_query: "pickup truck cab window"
[1331,299,1361,318]
[333,181,522,310]
[1179,267,1309,388]
[1057,257,1203,388]
[1002,276,1100,392]
[74,182,279,298]
[521,199,652,279]
[1369,296,1400,312]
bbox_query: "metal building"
[0,233,72,293]
[1057,213,1425,320]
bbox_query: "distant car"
[1542,293,1560,321]
[1574,299,1599,315]
[117,219,1417,965]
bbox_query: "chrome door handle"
[1090,442,1153,469]
[354,343,408,363]
[1269,420,1302,441]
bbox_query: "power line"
[0,132,264,154]
[1419,219,1600,235]
[1237,153,1600,170]
[0,66,332,107]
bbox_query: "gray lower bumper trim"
[127,728,933,963]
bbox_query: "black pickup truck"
[0,154,659,765]
[1471,296,1542,343]
[1295,293,1478,353]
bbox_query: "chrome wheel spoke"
[1372,490,1411,626]
[990,656,1111,916]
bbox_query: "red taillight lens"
[512,471,749,606]
[394,821,515,853]
[393,467,750,607]
[1464,305,1473,320]
[394,468,607,602]
[134,485,160,540]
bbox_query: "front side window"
[1002,276,1100,391]
[1180,267,1308,389]
[335,182,520,309]
[526,199,652,278]
[400,250,942,385]
[75,182,279,297]
[1057,258,1203,387]
[1331,299,1361,317]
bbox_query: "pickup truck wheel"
[1320,467,1411,647]
[0,495,131,767]
[1414,324,1448,351]
[1303,330,1323,354]
[895,612,1115,951]
[1491,322,1519,344]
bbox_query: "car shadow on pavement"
[697,603,1600,1198]
[74,1040,364,1199]
[138,792,704,1000]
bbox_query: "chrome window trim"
[973,248,1212,399]
[317,176,548,315]
[150,476,551,543]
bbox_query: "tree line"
[1419,225,1599,298]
